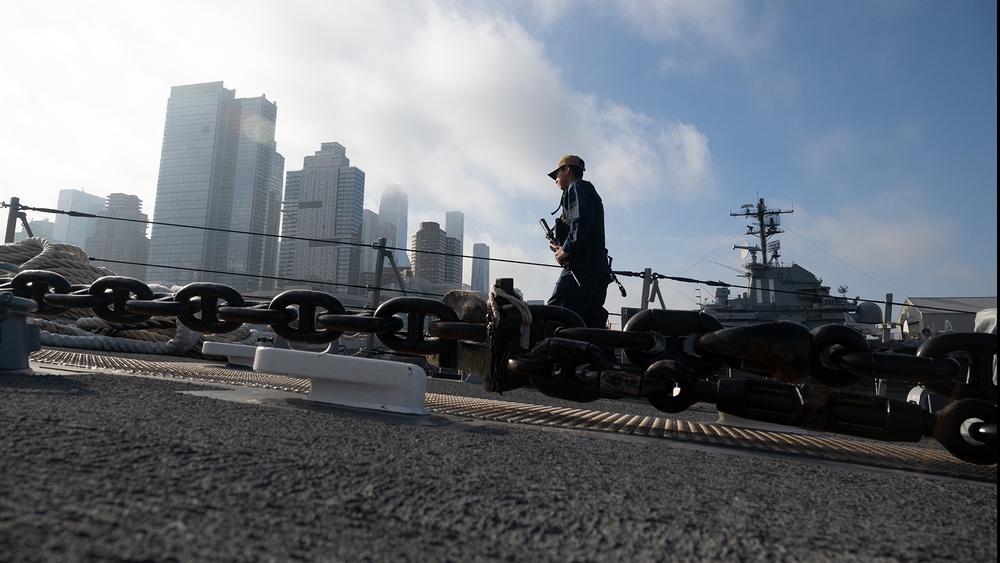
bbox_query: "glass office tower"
[147,82,283,291]
[52,188,105,251]
[471,242,490,294]
[444,211,464,286]
[280,142,366,294]
[377,184,409,268]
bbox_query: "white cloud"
[614,0,777,58]
[801,127,857,173]
[790,192,965,300]
[0,0,720,302]
[2,0,717,215]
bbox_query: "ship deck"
[1,347,995,560]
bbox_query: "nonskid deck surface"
[28,348,997,484]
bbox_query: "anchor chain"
[2,270,996,464]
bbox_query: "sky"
[2,0,996,328]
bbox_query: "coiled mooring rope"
[1,237,115,284]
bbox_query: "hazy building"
[377,184,409,268]
[411,221,447,284]
[280,142,365,294]
[13,219,55,242]
[258,151,285,291]
[147,81,284,291]
[87,193,150,281]
[361,208,380,275]
[444,236,462,286]
[277,169,301,286]
[444,211,464,286]
[471,242,490,294]
[52,188,105,251]
[445,211,464,244]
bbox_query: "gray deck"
[1,351,996,561]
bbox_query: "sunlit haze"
[2,1,996,327]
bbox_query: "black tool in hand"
[540,218,580,286]
[608,256,627,297]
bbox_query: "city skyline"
[138,83,486,293]
[8,149,486,295]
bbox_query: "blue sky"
[1,0,996,327]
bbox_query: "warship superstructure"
[701,197,883,329]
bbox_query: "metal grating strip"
[422,393,996,483]
[31,349,311,393]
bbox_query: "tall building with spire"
[147,81,284,291]
[377,184,409,268]
[279,142,365,294]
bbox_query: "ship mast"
[731,197,793,267]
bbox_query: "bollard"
[1,293,42,374]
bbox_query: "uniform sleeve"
[561,182,595,255]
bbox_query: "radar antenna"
[731,197,793,266]
[732,240,760,268]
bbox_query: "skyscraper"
[87,193,150,281]
[52,188,105,251]
[279,142,365,294]
[444,211,464,245]
[360,208,380,275]
[377,184,409,268]
[147,81,284,291]
[444,211,464,286]
[411,221,447,284]
[277,168,300,285]
[471,242,490,294]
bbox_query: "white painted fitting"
[254,348,427,414]
[201,341,258,367]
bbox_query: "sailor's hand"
[554,247,569,266]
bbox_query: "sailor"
[546,154,612,329]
